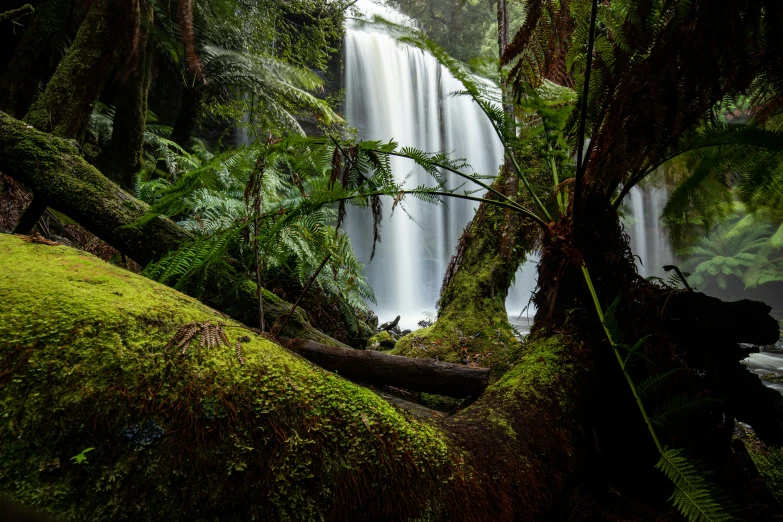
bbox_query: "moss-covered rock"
[367,330,396,350]
[0,234,459,520]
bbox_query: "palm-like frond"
[199,45,341,135]
[679,215,780,290]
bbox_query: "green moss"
[418,393,462,412]
[393,311,522,381]
[737,426,783,502]
[0,234,461,520]
[0,111,339,346]
[367,331,395,350]
[489,335,574,405]
[24,0,125,140]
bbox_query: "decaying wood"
[279,337,490,398]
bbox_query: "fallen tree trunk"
[0,235,598,520]
[0,111,341,345]
[280,337,490,398]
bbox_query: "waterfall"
[624,186,677,279]
[343,1,539,329]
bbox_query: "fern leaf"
[655,447,734,522]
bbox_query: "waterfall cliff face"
[343,1,538,328]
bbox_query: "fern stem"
[274,253,332,337]
[549,143,566,216]
[573,0,599,221]
[254,212,265,332]
[477,104,553,222]
[581,264,663,453]
[331,189,549,229]
[372,148,517,209]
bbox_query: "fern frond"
[652,394,723,431]
[655,447,734,522]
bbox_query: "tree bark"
[0,110,342,345]
[280,337,490,398]
[23,0,132,141]
[170,84,202,148]
[11,194,46,235]
[0,0,73,118]
[101,0,155,192]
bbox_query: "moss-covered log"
[0,234,599,520]
[0,4,34,23]
[0,111,339,344]
[280,337,490,398]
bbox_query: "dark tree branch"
[0,4,33,22]
[280,337,490,398]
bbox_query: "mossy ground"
[0,234,461,520]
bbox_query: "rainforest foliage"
[1,0,783,521]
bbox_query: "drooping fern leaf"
[652,394,723,432]
[655,447,734,522]
[637,368,684,399]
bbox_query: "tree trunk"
[170,84,202,148]
[11,193,46,235]
[496,0,519,277]
[532,192,783,500]
[0,0,73,119]
[393,174,531,375]
[101,0,155,192]
[0,110,342,345]
[23,0,132,141]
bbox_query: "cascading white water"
[343,0,536,329]
[624,186,677,279]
